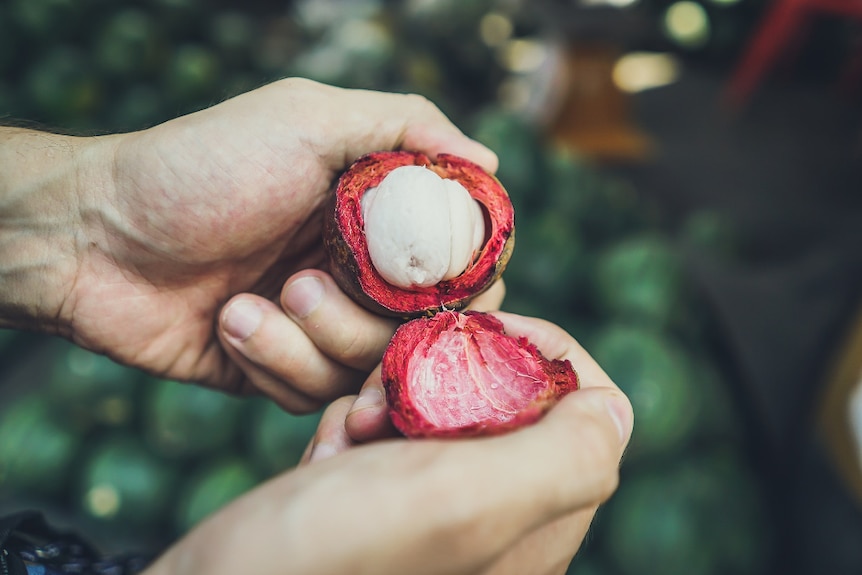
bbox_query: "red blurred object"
[726,0,862,106]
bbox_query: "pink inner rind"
[383,311,579,438]
[334,152,515,314]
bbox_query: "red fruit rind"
[323,151,515,317]
[383,311,579,438]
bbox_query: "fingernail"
[223,300,262,341]
[283,276,324,319]
[350,387,384,413]
[605,394,634,447]
[309,442,338,463]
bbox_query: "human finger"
[438,386,632,529]
[218,294,365,408]
[343,386,631,573]
[280,270,400,372]
[344,366,399,443]
[300,395,358,465]
[465,278,506,312]
[336,87,499,173]
[271,78,498,173]
[482,508,596,575]
[216,326,326,413]
[144,386,630,575]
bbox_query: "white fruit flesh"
[361,165,485,289]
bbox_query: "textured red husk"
[383,311,579,438]
[323,151,515,317]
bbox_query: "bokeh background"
[2,0,862,574]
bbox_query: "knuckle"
[276,76,314,91]
[402,92,437,113]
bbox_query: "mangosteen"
[324,151,578,438]
[324,151,514,317]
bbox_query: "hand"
[143,313,634,575]
[1,78,497,405]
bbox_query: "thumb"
[270,78,499,173]
[458,386,633,528]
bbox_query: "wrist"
[0,128,119,335]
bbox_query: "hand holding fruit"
[1,77,633,575]
[142,314,632,575]
[0,78,497,406]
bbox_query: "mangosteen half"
[324,151,514,318]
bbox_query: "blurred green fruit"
[0,395,80,496]
[505,210,588,309]
[580,179,654,247]
[143,379,245,459]
[95,8,163,78]
[48,342,141,430]
[249,399,322,476]
[589,324,698,459]
[543,146,594,220]
[0,81,17,116]
[77,435,176,528]
[208,11,257,62]
[469,108,545,211]
[149,0,202,37]
[0,329,16,351]
[680,209,740,260]
[0,7,19,74]
[566,555,605,575]
[593,235,688,330]
[110,83,167,130]
[24,47,101,125]
[603,446,773,575]
[290,18,395,90]
[175,457,260,534]
[10,0,77,38]
[163,44,221,106]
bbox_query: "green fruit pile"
[1,1,772,572]
[0,339,320,550]
[0,0,509,135]
[469,111,772,575]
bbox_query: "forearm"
[0,127,114,334]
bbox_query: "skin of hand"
[142,312,633,575]
[0,78,498,410]
[1,77,632,573]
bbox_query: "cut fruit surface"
[383,311,578,438]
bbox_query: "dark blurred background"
[2,0,862,573]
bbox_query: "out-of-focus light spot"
[335,19,392,54]
[580,0,640,9]
[97,397,132,426]
[85,484,121,519]
[709,0,742,7]
[479,12,513,47]
[67,348,97,377]
[497,77,531,111]
[612,52,681,93]
[849,375,862,470]
[294,0,381,31]
[663,1,710,49]
[499,38,548,73]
